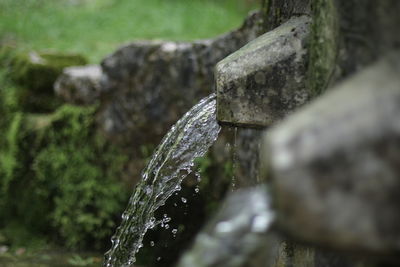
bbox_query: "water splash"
[104,94,221,267]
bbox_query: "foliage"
[0,0,256,62]
[0,101,129,249]
[0,46,87,112]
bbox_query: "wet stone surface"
[216,15,311,128]
[177,186,275,267]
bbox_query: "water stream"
[104,94,221,267]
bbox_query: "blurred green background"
[0,0,256,62]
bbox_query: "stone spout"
[216,15,311,128]
[261,53,400,259]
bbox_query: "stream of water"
[104,94,221,267]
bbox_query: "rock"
[308,0,400,95]
[176,185,368,267]
[9,51,87,93]
[232,128,264,188]
[0,48,87,112]
[177,186,276,267]
[261,53,400,259]
[262,0,311,31]
[54,65,102,105]
[98,11,265,146]
[216,15,311,128]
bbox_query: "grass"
[0,0,258,63]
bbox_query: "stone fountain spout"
[216,15,311,128]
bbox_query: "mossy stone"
[307,0,338,96]
[0,104,129,250]
[10,51,87,92]
[0,48,88,112]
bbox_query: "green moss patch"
[0,104,129,250]
[0,46,87,112]
[308,0,339,96]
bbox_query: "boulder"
[0,48,87,112]
[9,51,87,93]
[54,65,102,105]
[262,53,400,259]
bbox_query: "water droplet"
[165,224,170,229]
[195,171,201,182]
[194,187,200,193]
[181,197,187,203]
[172,229,178,234]
[150,241,155,247]
[157,257,162,261]
[175,184,181,191]
[121,212,129,220]
[145,186,152,195]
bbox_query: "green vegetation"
[0,96,129,250]
[0,0,256,62]
[0,47,87,112]
[0,0,252,261]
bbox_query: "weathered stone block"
[261,53,400,259]
[9,51,87,93]
[177,186,276,267]
[0,48,87,112]
[216,15,311,127]
[55,65,102,105]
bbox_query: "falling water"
[104,94,221,267]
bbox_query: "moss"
[308,0,339,96]
[9,51,87,92]
[0,46,87,112]
[0,104,129,250]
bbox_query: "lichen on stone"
[307,0,339,96]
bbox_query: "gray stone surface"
[308,0,400,95]
[261,0,310,31]
[98,11,264,146]
[216,15,311,128]
[261,53,400,259]
[54,65,102,105]
[232,128,263,188]
[177,186,276,267]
